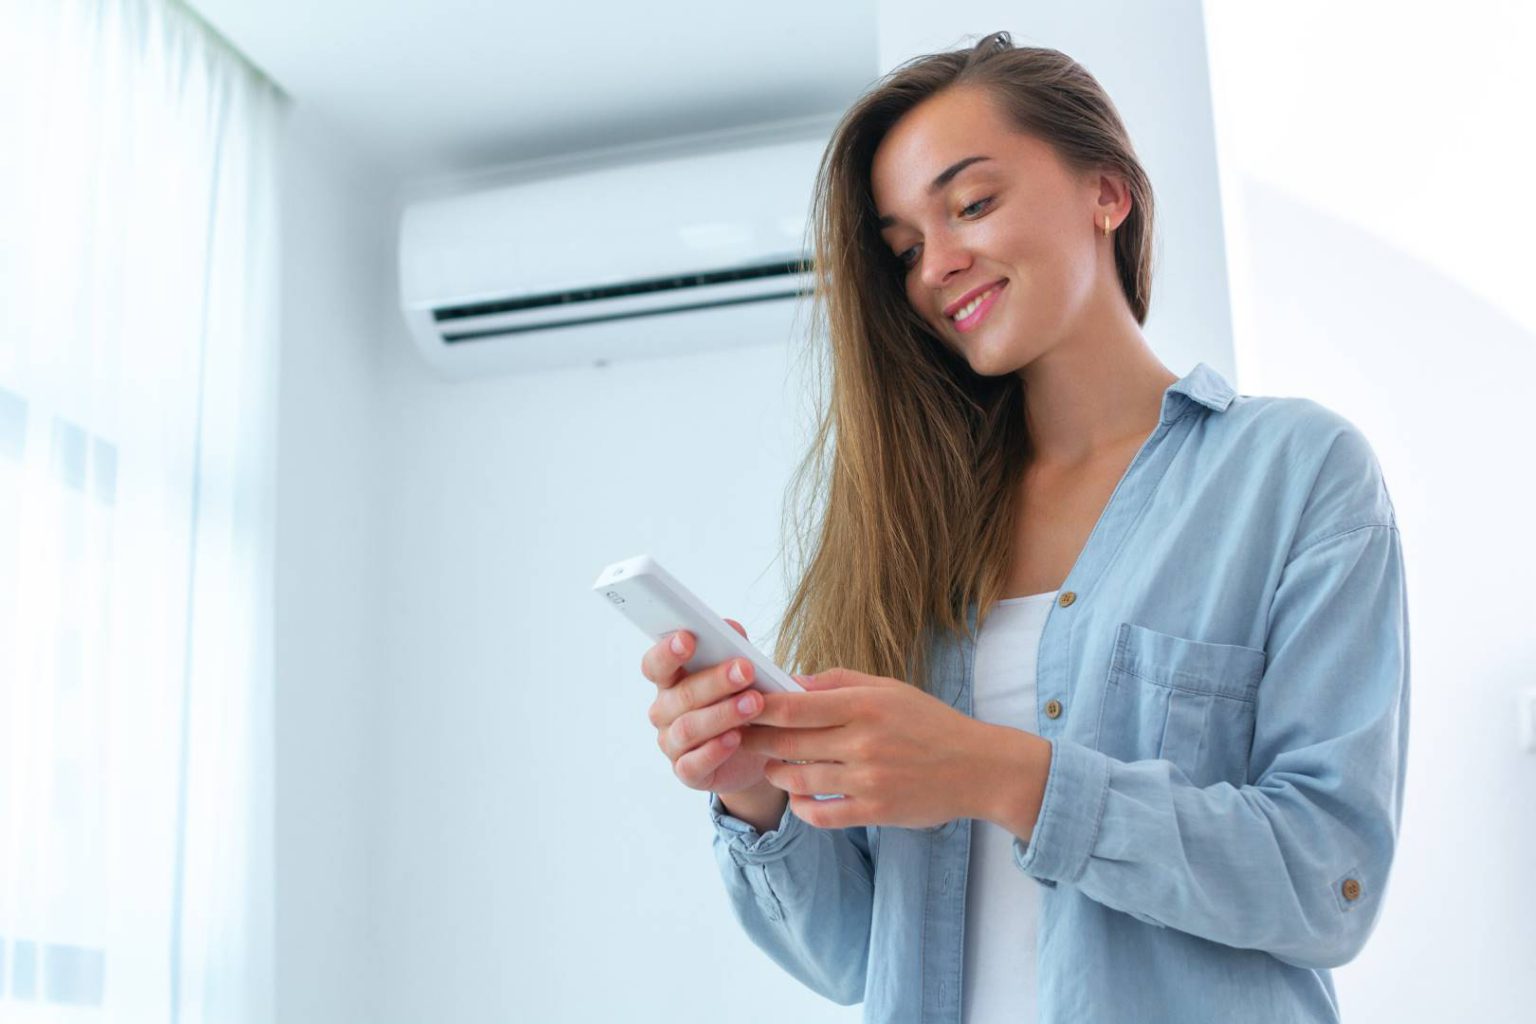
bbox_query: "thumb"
[794,667,871,690]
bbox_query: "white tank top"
[962,590,1058,1024]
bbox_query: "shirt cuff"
[708,790,807,861]
[1011,737,1112,885]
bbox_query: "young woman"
[637,32,1408,1024]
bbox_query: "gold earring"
[1102,215,1111,237]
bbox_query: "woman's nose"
[918,230,972,291]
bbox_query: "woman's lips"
[950,280,1006,333]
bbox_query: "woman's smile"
[950,279,1007,333]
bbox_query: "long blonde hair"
[771,31,1156,694]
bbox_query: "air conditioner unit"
[398,135,826,378]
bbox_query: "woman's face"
[870,85,1120,375]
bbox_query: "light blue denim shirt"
[708,361,1410,1023]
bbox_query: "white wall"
[273,104,391,1024]
[1205,4,1536,1019]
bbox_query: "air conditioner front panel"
[400,138,823,306]
[398,134,827,377]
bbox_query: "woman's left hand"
[737,667,998,830]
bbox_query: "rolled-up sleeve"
[1012,519,1410,970]
[708,792,874,1004]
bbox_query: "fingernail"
[729,662,745,684]
[722,730,740,748]
[737,694,757,714]
[670,634,686,656]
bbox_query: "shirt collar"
[1159,361,1237,425]
[956,361,1236,635]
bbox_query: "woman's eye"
[892,198,993,271]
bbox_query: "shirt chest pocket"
[1094,622,1267,789]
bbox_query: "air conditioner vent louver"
[434,258,812,322]
[434,258,814,344]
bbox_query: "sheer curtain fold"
[0,1,284,1020]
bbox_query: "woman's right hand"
[641,620,773,795]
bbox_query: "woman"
[637,31,1408,1024]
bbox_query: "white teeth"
[951,284,1001,321]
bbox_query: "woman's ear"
[1093,169,1131,231]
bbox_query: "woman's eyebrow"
[877,155,994,229]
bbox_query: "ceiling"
[184,0,879,183]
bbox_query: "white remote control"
[593,554,844,803]
[592,554,805,694]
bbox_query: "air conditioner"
[398,135,826,378]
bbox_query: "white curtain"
[0,0,283,1020]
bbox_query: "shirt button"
[1058,591,1076,607]
[1342,878,1362,901]
[1044,699,1063,719]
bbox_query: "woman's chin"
[961,337,1021,377]
[953,314,1023,376]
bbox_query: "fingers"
[639,618,763,786]
[672,729,743,789]
[658,673,763,760]
[738,723,855,763]
[762,757,850,798]
[659,653,754,727]
[751,689,857,730]
[640,629,693,688]
[638,618,749,688]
